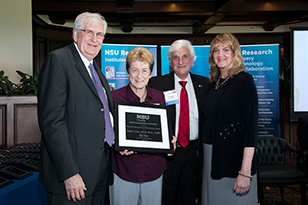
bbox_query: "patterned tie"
[89,63,115,146]
[178,81,189,148]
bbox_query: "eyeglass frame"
[171,54,191,62]
[79,29,105,39]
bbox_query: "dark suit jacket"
[148,71,210,180]
[298,115,308,150]
[37,43,113,196]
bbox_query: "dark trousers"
[162,140,199,205]
[47,147,109,205]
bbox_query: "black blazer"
[298,115,308,150]
[148,72,210,181]
[37,43,113,196]
[148,71,210,136]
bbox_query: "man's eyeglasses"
[80,29,104,39]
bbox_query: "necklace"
[215,76,230,90]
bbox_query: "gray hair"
[73,12,107,37]
[167,39,196,60]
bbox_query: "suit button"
[100,108,104,112]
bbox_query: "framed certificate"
[114,101,174,154]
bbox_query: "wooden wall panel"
[14,104,41,145]
[0,96,40,148]
[0,105,6,149]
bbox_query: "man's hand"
[167,136,177,156]
[64,173,87,202]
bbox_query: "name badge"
[163,90,179,106]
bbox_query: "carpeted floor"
[262,184,308,205]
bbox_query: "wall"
[0,96,40,149]
[0,0,32,83]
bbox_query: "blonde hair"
[126,47,154,73]
[208,33,245,81]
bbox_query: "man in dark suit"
[37,12,114,205]
[148,39,210,205]
[298,114,308,150]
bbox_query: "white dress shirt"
[174,73,199,141]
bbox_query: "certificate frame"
[114,101,174,154]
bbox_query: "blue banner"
[242,45,279,137]
[161,44,280,137]
[101,44,157,91]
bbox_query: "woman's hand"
[167,136,177,156]
[119,149,134,156]
[233,174,251,195]
[233,147,254,194]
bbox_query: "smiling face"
[213,43,234,77]
[73,22,104,61]
[128,60,152,92]
[170,46,195,80]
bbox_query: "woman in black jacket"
[200,33,258,204]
